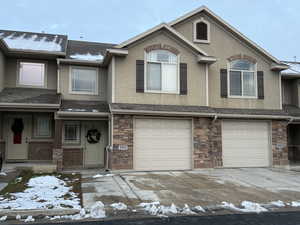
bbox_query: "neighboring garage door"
[134,118,192,171]
[222,121,270,167]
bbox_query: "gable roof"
[0,29,67,55]
[116,23,208,56]
[169,6,281,64]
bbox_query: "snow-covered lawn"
[0,172,81,210]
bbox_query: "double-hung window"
[63,121,80,144]
[18,62,46,87]
[70,67,98,95]
[34,116,52,138]
[228,59,257,98]
[146,50,179,93]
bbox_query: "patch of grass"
[0,169,34,196]
[0,170,83,207]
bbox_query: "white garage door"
[134,118,192,171]
[222,121,270,167]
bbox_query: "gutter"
[57,58,103,66]
[0,103,60,109]
[111,109,291,120]
[56,111,110,117]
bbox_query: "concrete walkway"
[81,168,300,210]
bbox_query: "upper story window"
[146,50,179,93]
[18,62,46,87]
[193,18,210,43]
[70,66,98,95]
[228,59,257,98]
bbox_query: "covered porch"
[53,100,110,171]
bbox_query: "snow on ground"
[0,175,81,210]
[110,202,127,210]
[270,200,285,207]
[0,216,7,221]
[291,201,300,207]
[194,205,205,212]
[70,53,103,61]
[1,33,63,52]
[24,216,35,223]
[93,174,114,178]
[221,201,268,213]
[0,172,6,176]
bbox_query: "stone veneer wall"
[28,142,53,160]
[193,118,222,168]
[272,120,289,166]
[110,115,133,170]
[110,116,288,170]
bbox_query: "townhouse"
[0,6,296,171]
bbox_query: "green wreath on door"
[86,129,101,144]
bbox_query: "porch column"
[53,119,63,171]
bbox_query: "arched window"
[146,49,179,93]
[228,59,257,97]
[194,18,210,43]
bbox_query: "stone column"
[53,119,63,171]
[272,120,289,166]
[111,115,133,170]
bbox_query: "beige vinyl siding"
[222,121,270,167]
[281,79,299,106]
[4,58,57,89]
[59,64,107,101]
[114,31,207,106]
[0,50,5,92]
[173,12,281,110]
[107,60,113,103]
[134,118,192,171]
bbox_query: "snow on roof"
[69,53,104,61]
[0,32,64,52]
[281,61,300,75]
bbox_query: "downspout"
[212,114,218,122]
[105,104,114,171]
[56,59,60,94]
[287,117,294,125]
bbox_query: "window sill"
[16,84,47,89]
[228,95,258,99]
[193,39,210,44]
[144,90,180,95]
[69,91,98,96]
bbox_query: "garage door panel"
[222,121,270,168]
[134,119,191,171]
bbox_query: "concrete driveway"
[81,168,300,214]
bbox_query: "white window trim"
[33,115,52,138]
[17,60,47,88]
[227,61,258,99]
[144,51,180,94]
[69,66,99,95]
[63,121,81,145]
[193,17,210,44]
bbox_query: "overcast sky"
[0,0,299,61]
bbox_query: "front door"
[6,115,32,160]
[83,121,106,168]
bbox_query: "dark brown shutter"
[257,71,264,99]
[220,69,228,98]
[180,63,187,95]
[136,60,144,93]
